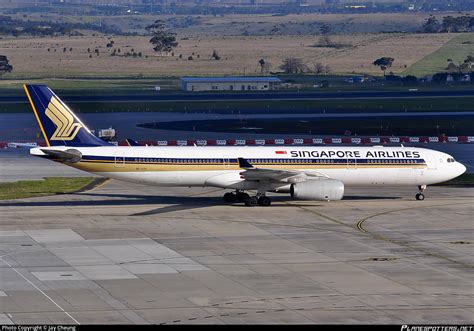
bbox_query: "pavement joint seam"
[354,201,474,268]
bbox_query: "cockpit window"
[447,158,455,163]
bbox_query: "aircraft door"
[114,151,125,168]
[347,158,357,169]
[223,155,230,169]
[425,153,437,170]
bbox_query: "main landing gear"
[223,191,271,207]
[223,191,249,203]
[416,185,427,201]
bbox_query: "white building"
[180,76,282,92]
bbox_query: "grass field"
[63,97,474,113]
[404,33,474,77]
[3,96,474,114]
[0,177,105,200]
[0,32,454,80]
[10,12,435,36]
[0,12,469,87]
[0,78,178,92]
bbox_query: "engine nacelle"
[290,179,344,201]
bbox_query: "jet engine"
[290,179,344,201]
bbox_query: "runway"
[0,157,473,324]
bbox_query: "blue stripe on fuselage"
[79,155,426,166]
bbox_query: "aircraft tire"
[223,192,236,203]
[244,196,258,207]
[236,192,250,202]
[258,197,271,206]
[415,193,425,201]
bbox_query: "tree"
[320,24,330,35]
[0,55,12,75]
[258,58,271,73]
[373,57,394,76]
[324,65,331,75]
[461,55,474,73]
[319,24,332,47]
[432,73,448,84]
[442,16,457,32]
[402,75,418,85]
[446,62,459,73]
[145,20,178,55]
[211,50,221,60]
[423,16,440,33]
[314,62,325,74]
[279,57,307,74]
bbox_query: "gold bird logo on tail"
[45,96,82,140]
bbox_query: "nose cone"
[455,162,467,177]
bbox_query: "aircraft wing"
[237,158,329,182]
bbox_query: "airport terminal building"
[180,76,281,92]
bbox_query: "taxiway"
[0,171,472,324]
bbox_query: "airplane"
[7,142,38,148]
[24,84,466,207]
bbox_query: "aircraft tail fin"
[23,84,110,147]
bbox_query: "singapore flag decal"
[275,151,287,155]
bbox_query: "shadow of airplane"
[0,191,401,216]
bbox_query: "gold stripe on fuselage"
[69,160,427,173]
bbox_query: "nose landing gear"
[416,185,427,200]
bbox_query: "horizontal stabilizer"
[41,148,82,163]
[125,138,140,146]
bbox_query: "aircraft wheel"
[244,196,258,207]
[258,196,271,206]
[223,192,236,203]
[415,193,425,201]
[236,192,250,202]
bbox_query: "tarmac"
[0,150,473,324]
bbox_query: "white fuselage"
[31,145,466,191]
